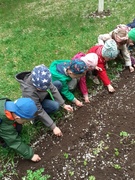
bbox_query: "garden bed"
[9,69,135,180]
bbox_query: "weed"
[22,168,51,180]
[114,148,119,156]
[68,170,74,176]
[89,175,96,180]
[83,159,88,166]
[120,131,129,137]
[64,152,69,159]
[92,140,104,156]
[113,164,121,170]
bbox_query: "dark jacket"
[0,98,34,159]
[16,72,65,129]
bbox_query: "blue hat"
[32,64,52,90]
[102,39,119,59]
[5,98,37,119]
[69,60,87,74]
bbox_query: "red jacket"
[87,45,111,86]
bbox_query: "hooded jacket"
[0,98,34,159]
[49,60,75,102]
[16,72,65,129]
[98,31,132,66]
[87,45,111,86]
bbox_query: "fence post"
[98,0,104,13]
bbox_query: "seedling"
[93,140,104,156]
[113,164,121,170]
[120,131,129,144]
[22,168,51,180]
[114,148,119,156]
[63,153,69,159]
[69,170,74,176]
[89,175,96,180]
[83,159,87,166]
[120,131,128,137]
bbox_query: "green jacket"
[0,98,34,159]
[49,60,74,102]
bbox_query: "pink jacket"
[72,52,89,97]
[72,45,111,97]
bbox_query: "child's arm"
[0,124,41,161]
[98,33,112,45]
[78,76,90,103]
[120,45,134,72]
[97,64,115,92]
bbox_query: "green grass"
[0,0,135,178]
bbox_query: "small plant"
[120,131,129,137]
[93,140,104,156]
[22,168,51,180]
[63,152,69,159]
[89,175,96,180]
[114,148,119,156]
[0,169,7,179]
[113,164,121,170]
[69,170,74,176]
[83,159,87,166]
[120,131,129,144]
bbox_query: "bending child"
[98,27,134,72]
[16,64,73,137]
[87,39,119,92]
[49,59,87,106]
[0,97,41,162]
[72,53,98,103]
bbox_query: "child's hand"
[63,104,73,112]
[75,99,83,107]
[107,84,115,93]
[53,126,63,137]
[95,66,102,71]
[84,96,90,103]
[31,154,41,162]
[129,66,134,72]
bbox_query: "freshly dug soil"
[7,69,135,180]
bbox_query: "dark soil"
[87,10,111,18]
[5,69,135,180]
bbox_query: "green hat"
[128,28,135,41]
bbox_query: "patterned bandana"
[69,59,88,74]
[102,39,119,59]
[32,64,51,90]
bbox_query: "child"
[0,97,41,162]
[87,39,119,92]
[16,64,73,137]
[72,53,98,103]
[98,27,134,72]
[49,59,88,106]
[128,28,135,46]
[128,28,135,66]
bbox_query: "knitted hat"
[69,60,87,74]
[102,39,119,59]
[80,53,98,68]
[6,98,37,119]
[113,28,128,43]
[32,64,52,90]
[128,28,135,41]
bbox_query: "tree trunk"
[98,0,104,13]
